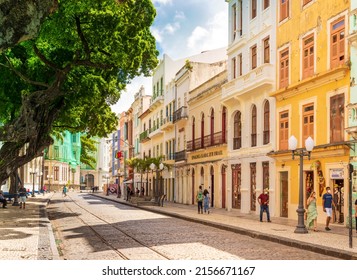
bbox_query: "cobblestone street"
[47,192,338,260]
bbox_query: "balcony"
[148,123,164,138]
[222,63,274,105]
[150,93,164,110]
[173,106,188,124]
[139,130,150,143]
[161,115,174,131]
[187,131,226,151]
[174,150,187,162]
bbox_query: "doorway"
[332,179,344,224]
[210,166,214,207]
[280,171,288,217]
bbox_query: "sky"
[111,0,228,114]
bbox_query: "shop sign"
[191,150,223,160]
[330,169,344,179]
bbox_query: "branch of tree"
[3,56,50,88]
[33,44,62,71]
[75,16,91,60]
[74,60,114,69]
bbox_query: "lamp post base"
[12,194,20,206]
[294,225,308,234]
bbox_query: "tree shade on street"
[0,0,159,187]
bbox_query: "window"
[330,18,345,68]
[210,109,214,146]
[251,45,257,69]
[251,105,257,147]
[303,0,312,6]
[192,117,195,150]
[280,0,289,22]
[54,166,59,181]
[279,48,289,88]
[238,0,242,36]
[263,37,270,63]
[302,103,314,143]
[264,0,270,10]
[233,111,242,149]
[232,57,237,79]
[232,4,237,40]
[330,93,344,143]
[54,146,59,158]
[263,101,270,144]
[238,54,242,76]
[302,34,314,79]
[201,114,205,148]
[279,111,289,150]
[251,0,257,19]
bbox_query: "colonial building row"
[111,0,357,226]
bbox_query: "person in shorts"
[18,185,27,209]
[322,187,336,231]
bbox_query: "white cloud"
[164,22,181,34]
[152,0,172,5]
[187,26,210,49]
[151,27,162,43]
[186,11,227,54]
[111,75,152,115]
[174,11,185,20]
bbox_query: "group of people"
[0,185,28,209]
[306,186,357,232]
[196,185,210,214]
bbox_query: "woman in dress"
[203,189,210,214]
[306,191,318,231]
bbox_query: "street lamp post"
[29,168,38,197]
[150,162,164,204]
[47,174,53,193]
[288,135,315,234]
[38,172,43,195]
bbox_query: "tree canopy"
[0,0,159,183]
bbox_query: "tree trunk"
[0,0,57,51]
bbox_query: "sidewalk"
[0,193,58,260]
[1,191,356,260]
[95,192,357,260]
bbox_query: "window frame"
[302,103,314,143]
[280,0,289,22]
[302,33,315,79]
[330,17,345,69]
[279,110,289,150]
[263,37,270,64]
[251,45,257,70]
[251,0,257,20]
[279,47,289,88]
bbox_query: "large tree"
[0,0,158,184]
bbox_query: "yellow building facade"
[270,0,350,223]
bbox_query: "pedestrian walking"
[322,186,335,231]
[203,189,210,214]
[18,185,27,209]
[62,185,68,197]
[0,190,7,208]
[196,185,203,214]
[306,191,318,231]
[257,189,271,222]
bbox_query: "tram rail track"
[51,194,171,260]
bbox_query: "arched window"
[201,114,205,149]
[210,109,214,146]
[192,117,195,150]
[251,105,257,147]
[222,107,227,143]
[263,101,270,144]
[233,111,242,149]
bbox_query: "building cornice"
[270,66,349,101]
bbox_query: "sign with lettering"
[330,169,344,179]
